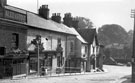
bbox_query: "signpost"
[31,35,42,76]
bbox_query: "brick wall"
[0,20,27,53]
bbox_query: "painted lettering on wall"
[5,9,26,23]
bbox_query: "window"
[70,42,74,52]
[57,38,61,45]
[12,33,19,48]
[0,47,5,55]
[85,46,87,54]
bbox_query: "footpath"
[11,68,108,80]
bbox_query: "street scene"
[0,0,135,83]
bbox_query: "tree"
[75,17,94,29]
[98,24,132,63]
[98,24,129,45]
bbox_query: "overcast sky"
[8,0,135,31]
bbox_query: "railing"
[38,67,86,77]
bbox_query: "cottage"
[69,28,88,72]
[77,29,99,71]
[26,5,76,74]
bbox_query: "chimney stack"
[51,13,61,23]
[39,5,49,19]
[0,0,7,7]
[63,13,73,27]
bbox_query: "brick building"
[0,0,77,78]
[0,0,28,78]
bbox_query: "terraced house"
[0,0,77,78]
[0,0,101,79]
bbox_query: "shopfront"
[29,50,63,75]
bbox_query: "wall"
[27,28,67,58]
[66,35,76,58]
[75,38,81,58]
[0,20,27,53]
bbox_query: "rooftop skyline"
[8,0,135,31]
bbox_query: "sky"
[7,0,135,31]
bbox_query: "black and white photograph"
[0,0,135,83]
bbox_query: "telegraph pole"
[37,0,39,13]
[131,9,135,82]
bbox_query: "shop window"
[45,55,52,70]
[12,33,19,48]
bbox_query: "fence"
[12,63,26,75]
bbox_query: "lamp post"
[131,9,135,82]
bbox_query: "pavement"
[0,65,133,83]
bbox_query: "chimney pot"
[63,13,73,27]
[57,13,60,16]
[39,5,50,19]
[51,13,61,23]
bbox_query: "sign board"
[4,9,27,23]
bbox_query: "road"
[0,65,132,83]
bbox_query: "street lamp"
[131,9,135,82]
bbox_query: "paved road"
[0,65,132,83]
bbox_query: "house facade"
[69,28,88,72]
[0,0,77,78]
[26,5,77,74]
[0,1,29,78]
[77,29,99,71]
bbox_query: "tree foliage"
[75,17,94,29]
[98,24,133,63]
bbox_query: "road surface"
[0,65,132,83]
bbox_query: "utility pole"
[37,0,39,13]
[131,9,135,82]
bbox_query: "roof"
[69,28,87,44]
[77,29,98,44]
[4,5,76,35]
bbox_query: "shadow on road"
[120,75,133,83]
